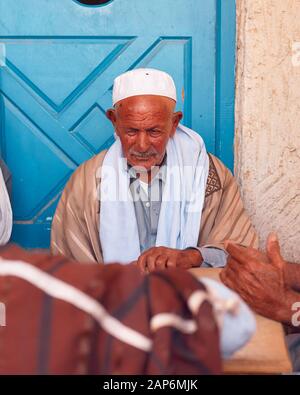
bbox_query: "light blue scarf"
[99,124,209,263]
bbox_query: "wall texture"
[235,0,300,262]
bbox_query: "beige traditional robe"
[51,151,258,263]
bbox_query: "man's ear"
[170,111,183,136]
[106,108,116,125]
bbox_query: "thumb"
[266,232,283,268]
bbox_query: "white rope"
[0,259,152,352]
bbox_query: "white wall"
[235,0,300,262]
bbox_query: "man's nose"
[136,132,150,152]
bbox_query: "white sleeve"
[200,277,256,359]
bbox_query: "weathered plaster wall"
[235,0,300,262]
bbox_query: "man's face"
[106,95,182,171]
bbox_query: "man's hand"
[284,263,300,292]
[220,233,297,323]
[136,247,202,274]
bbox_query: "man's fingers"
[146,254,159,272]
[221,257,247,291]
[225,242,258,266]
[137,248,169,273]
[220,269,228,283]
[155,255,168,269]
[221,263,239,282]
[166,258,176,268]
[226,257,247,274]
[266,233,284,268]
[225,242,247,261]
[137,253,149,273]
[220,270,236,290]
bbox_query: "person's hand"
[136,247,202,274]
[220,233,293,322]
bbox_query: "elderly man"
[0,159,12,246]
[51,68,258,270]
[221,233,300,370]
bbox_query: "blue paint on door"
[0,0,236,249]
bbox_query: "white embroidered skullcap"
[112,68,177,105]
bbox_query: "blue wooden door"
[0,0,236,248]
